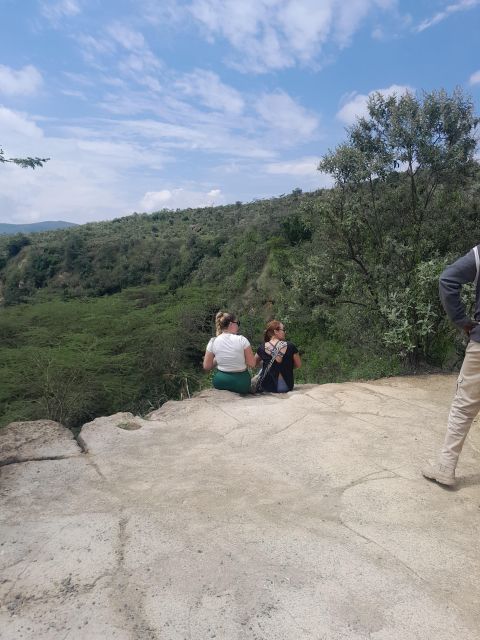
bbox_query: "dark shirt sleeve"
[439,248,477,328]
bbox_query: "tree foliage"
[314,88,479,362]
[0,145,49,169]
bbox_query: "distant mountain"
[0,221,78,235]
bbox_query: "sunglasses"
[231,320,240,326]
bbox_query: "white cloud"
[0,101,280,223]
[415,0,480,32]
[138,75,162,92]
[0,65,43,96]
[371,9,412,40]
[75,33,117,62]
[111,116,274,159]
[265,157,320,176]
[176,69,244,115]
[41,0,81,21]
[76,23,163,81]
[140,187,224,211]
[0,158,130,224]
[69,19,318,156]
[63,71,94,86]
[469,70,480,85]
[189,0,396,72]
[0,107,162,224]
[0,106,44,138]
[140,189,173,209]
[0,17,327,224]
[276,2,332,61]
[0,100,320,223]
[91,81,285,157]
[61,88,87,99]
[265,156,334,191]
[118,54,163,78]
[255,91,319,140]
[107,23,146,51]
[336,84,413,125]
[141,0,189,25]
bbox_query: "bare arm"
[244,346,256,368]
[203,351,215,371]
[293,353,302,369]
[254,353,262,367]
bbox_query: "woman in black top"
[255,320,301,392]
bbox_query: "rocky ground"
[1,376,480,640]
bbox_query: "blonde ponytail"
[215,311,235,335]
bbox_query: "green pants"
[213,370,251,394]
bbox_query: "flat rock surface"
[1,375,480,639]
[0,420,81,466]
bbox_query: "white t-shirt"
[206,333,251,372]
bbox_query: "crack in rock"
[0,453,81,468]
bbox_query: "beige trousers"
[441,340,480,469]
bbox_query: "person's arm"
[439,248,478,334]
[244,346,256,368]
[293,353,302,369]
[203,351,215,371]
[254,353,262,367]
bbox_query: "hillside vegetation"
[1,88,479,430]
[0,221,78,235]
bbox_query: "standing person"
[203,311,256,394]
[422,245,480,486]
[255,320,301,393]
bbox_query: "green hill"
[0,221,78,235]
[1,88,478,430]
[0,182,467,430]
[0,190,315,303]
[0,190,338,429]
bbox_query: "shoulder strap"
[474,246,480,288]
[258,341,287,384]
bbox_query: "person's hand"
[463,321,479,336]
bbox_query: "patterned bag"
[250,341,287,394]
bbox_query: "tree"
[0,145,49,169]
[6,234,31,258]
[315,88,479,363]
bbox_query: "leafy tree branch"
[0,145,49,169]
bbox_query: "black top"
[256,341,299,392]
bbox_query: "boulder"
[0,420,81,466]
[1,377,479,639]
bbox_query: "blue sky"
[0,0,479,224]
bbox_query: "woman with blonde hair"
[203,311,256,394]
[254,320,301,393]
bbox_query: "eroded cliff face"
[1,376,480,640]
